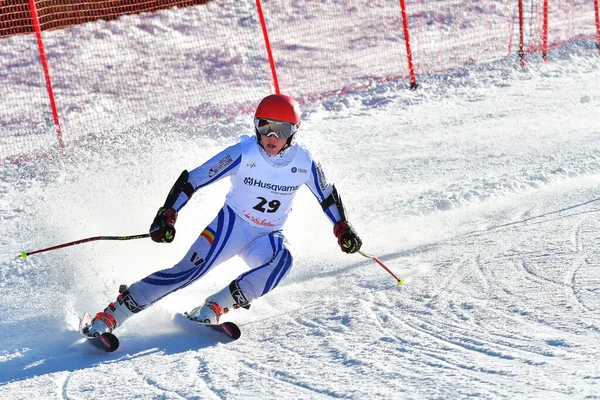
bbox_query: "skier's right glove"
[333,221,362,254]
[150,207,178,243]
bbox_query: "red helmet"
[255,94,301,124]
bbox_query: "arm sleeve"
[172,143,242,211]
[305,160,343,225]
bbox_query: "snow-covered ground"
[2,8,600,399]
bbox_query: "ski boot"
[186,280,250,324]
[82,284,143,337]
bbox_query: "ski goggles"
[254,118,300,140]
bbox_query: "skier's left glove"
[150,207,178,243]
[333,221,362,254]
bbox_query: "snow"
[2,6,600,400]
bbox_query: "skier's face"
[260,134,287,156]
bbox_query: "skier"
[83,94,362,337]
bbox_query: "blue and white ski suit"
[128,135,343,308]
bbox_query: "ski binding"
[79,312,120,352]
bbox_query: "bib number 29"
[253,197,281,213]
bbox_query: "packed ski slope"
[1,21,600,400]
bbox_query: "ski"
[79,312,120,352]
[180,313,241,341]
[202,321,241,340]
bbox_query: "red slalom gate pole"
[398,0,418,89]
[20,233,151,259]
[255,0,280,94]
[358,250,404,285]
[28,0,64,148]
[542,0,549,62]
[518,0,525,68]
[595,0,600,55]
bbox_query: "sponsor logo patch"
[244,212,276,227]
[208,155,233,178]
[190,252,205,266]
[316,162,328,191]
[119,293,143,313]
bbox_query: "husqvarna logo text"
[244,177,299,192]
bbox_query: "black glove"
[150,207,178,243]
[333,221,362,254]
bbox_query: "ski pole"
[20,232,151,259]
[358,250,404,285]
